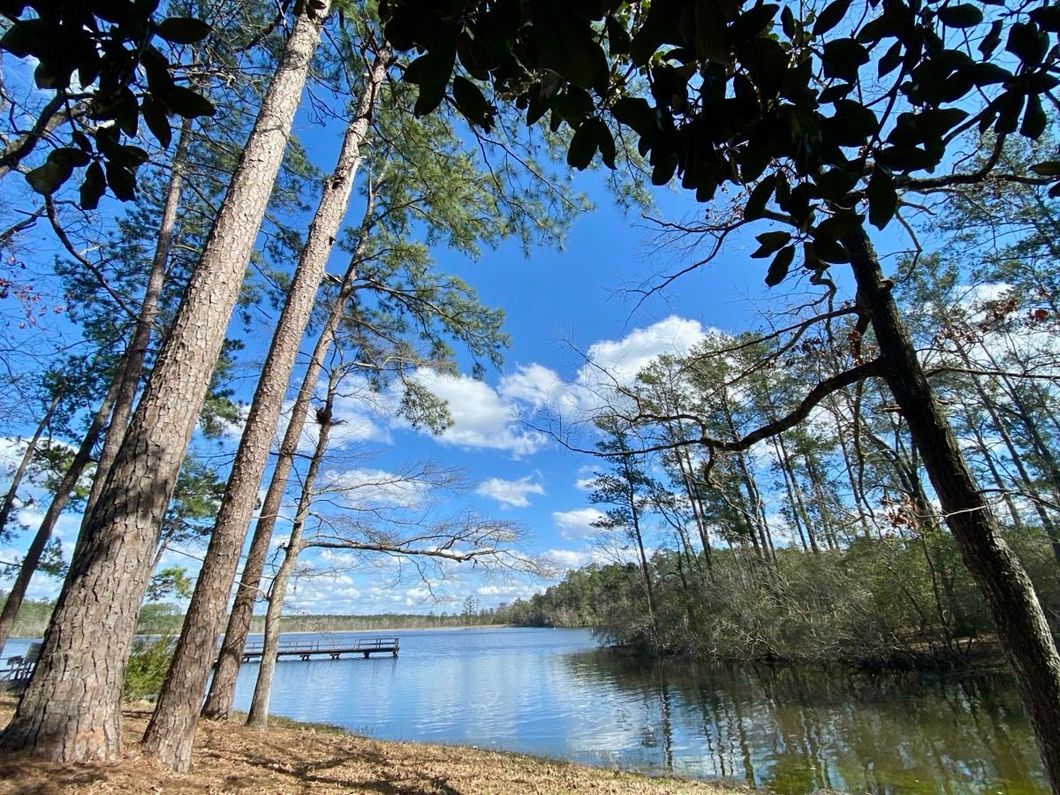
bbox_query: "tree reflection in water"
[560,650,1047,794]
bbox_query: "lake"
[230,627,1044,793]
[3,627,1048,792]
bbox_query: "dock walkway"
[240,636,399,662]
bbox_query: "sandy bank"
[0,699,750,794]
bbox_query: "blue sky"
[0,53,875,619]
[1,161,787,615]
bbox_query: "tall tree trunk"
[772,436,809,552]
[0,3,329,765]
[961,403,1027,534]
[0,376,120,653]
[201,198,374,720]
[955,350,1059,559]
[144,46,386,770]
[844,226,1060,790]
[246,359,342,728]
[82,121,190,523]
[0,390,61,534]
[0,122,189,655]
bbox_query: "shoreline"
[0,696,751,794]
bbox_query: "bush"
[123,635,174,702]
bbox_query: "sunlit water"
[3,628,1047,793]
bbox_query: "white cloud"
[475,475,545,508]
[410,370,548,456]
[579,315,708,389]
[552,507,606,540]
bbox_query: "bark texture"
[201,175,378,720]
[0,5,328,766]
[143,43,386,770]
[845,226,1060,791]
[82,121,190,523]
[247,362,342,728]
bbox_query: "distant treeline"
[1,599,506,641]
[492,530,1060,671]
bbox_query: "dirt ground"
[0,700,749,794]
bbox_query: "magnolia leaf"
[752,230,792,258]
[867,168,896,230]
[157,17,212,44]
[812,0,853,36]
[765,244,795,286]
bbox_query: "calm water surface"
[4,628,1046,792]
[222,627,1043,794]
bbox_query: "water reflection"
[561,651,1047,794]
[219,628,1049,793]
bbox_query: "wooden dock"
[240,636,399,662]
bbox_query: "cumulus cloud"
[581,315,708,387]
[552,507,606,540]
[408,370,548,456]
[475,475,545,508]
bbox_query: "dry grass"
[0,699,750,794]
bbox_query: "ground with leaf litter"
[0,699,752,794]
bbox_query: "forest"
[0,0,1058,792]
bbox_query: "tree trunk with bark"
[144,45,386,770]
[202,180,378,720]
[0,3,329,765]
[844,226,1060,790]
[82,121,190,523]
[246,360,342,728]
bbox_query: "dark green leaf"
[812,234,850,263]
[979,20,1003,58]
[404,46,457,117]
[0,18,46,58]
[752,230,792,258]
[822,38,869,82]
[1020,93,1047,140]
[765,245,795,286]
[156,17,212,45]
[79,161,106,210]
[631,0,685,65]
[106,162,136,201]
[867,167,896,230]
[33,59,70,90]
[651,152,678,185]
[1030,5,1060,32]
[970,62,1011,86]
[115,87,139,137]
[452,76,494,131]
[1030,161,1060,177]
[142,95,172,148]
[744,174,776,221]
[1007,22,1048,66]
[605,15,631,54]
[594,119,616,169]
[611,96,656,136]
[937,4,982,28]
[813,0,853,37]
[731,4,780,42]
[567,120,598,169]
[163,85,216,118]
[878,41,902,78]
[50,147,91,169]
[26,160,72,196]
